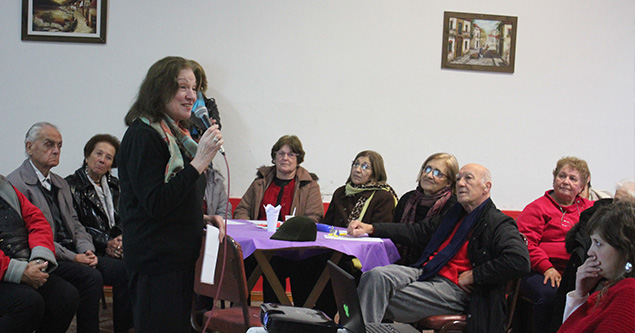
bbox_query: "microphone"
[193,104,225,155]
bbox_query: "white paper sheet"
[323,234,384,242]
[200,225,220,285]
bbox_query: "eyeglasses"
[422,166,446,178]
[276,151,297,159]
[351,162,372,171]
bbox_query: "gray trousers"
[357,264,470,323]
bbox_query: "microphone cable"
[202,148,231,333]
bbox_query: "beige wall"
[1,1,633,210]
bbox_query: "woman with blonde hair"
[392,152,459,265]
[517,156,594,332]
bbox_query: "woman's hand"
[204,214,226,242]
[21,260,49,289]
[543,267,562,288]
[106,236,123,258]
[347,220,374,237]
[573,255,603,298]
[191,125,223,174]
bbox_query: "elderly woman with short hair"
[66,134,122,259]
[517,156,594,332]
[323,150,398,227]
[234,135,324,309]
[234,134,323,222]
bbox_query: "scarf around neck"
[344,182,398,224]
[400,185,452,225]
[413,198,491,281]
[140,116,198,182]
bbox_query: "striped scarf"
[140,117,198,182]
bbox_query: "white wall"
[1,1,633,210]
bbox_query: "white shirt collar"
[29,159,51,190]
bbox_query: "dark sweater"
[323,185,396,227]
[117,119,206,275]
[392,191,457,265]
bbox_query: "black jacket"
[117,119,206,275]
[392,192,457,266]
[65,168,121,256]
[373,199,530,333]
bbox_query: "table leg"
[253,250,292,306]
[303,251,344,308]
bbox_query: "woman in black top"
[66,134,122,258]
[392,152,459,265]
[117,56,224,332]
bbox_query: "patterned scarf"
[400,185,452,225]
[345,182,398,224]
[140,117,198,182]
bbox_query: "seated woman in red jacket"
[558,201,635,332]
[517,156,593,332]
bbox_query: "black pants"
[54,256,133,333]
[0,274,79,333]
[128,268,195,333]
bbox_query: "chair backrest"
[193,234,251,325]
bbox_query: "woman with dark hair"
[557,201,635,332]
[392,152,459,265]
[117,56,224,331]
[323,150,398,227]
[234,134,323,222]
[517,156,594,332]
[66,134,122,258]
[234,135,323,308]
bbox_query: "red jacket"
[558,278,635,333]
[517,190,593,274]
[0,186,55,281]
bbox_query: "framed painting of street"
[22,0,108,44]
[441,11,517,73]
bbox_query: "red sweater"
[516,191,592,273]
[0,186,55,280]
[558,278,635,333]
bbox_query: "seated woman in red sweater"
[558,201,635,332]
[516,156,593,332]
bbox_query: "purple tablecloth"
[226,220,401,272]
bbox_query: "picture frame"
[441,11,517,73]
[22,0,108,44]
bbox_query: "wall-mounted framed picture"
[22,0,108,44]
[441,11,517,73]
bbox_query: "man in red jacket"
[0,174,78,332]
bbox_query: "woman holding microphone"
[118,56,224,332]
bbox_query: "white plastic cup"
[266,212,278,233]
[285,215,294,222]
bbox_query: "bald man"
[349,164,530,332]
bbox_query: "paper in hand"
[201,225,220,285]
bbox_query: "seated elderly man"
[348,164,530,332]
[0,175,78,332]
[8,122,132,333]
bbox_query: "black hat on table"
[270,216,317,242]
